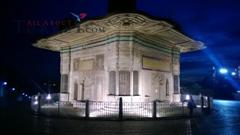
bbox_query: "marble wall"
[59,36,180,102]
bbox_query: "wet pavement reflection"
[1,100,240,135]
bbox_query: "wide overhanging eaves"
[33,13,205,53]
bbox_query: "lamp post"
[0,81,7,97]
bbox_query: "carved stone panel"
[73,58,79,71]
[142,56,171,72]
[96,54,104,70]
[79,59,94,71]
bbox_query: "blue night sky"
[1,0,240,88]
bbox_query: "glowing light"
[3,82,7,86]
[204,49,240,90]
[231,72,236,76]
[34,96,38,100]
[12,88,16,91]
[215,100,235,106]
[33,101,38,105]
[89,102,152,118]
[22,93,25,96]
[219,68,228,74]
[46,94,51,100]
[185,95,190,100]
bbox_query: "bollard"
[119,97,123,120]
[207,96,211,111]
[85,100,89,119]
[58,100,60,116]
[201,95,204,111]
[37,95,41,114]
[152,100,157,119]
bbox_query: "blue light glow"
[204,48,240,90]
[219,68,228,74]
[3,82,7,86]
[231,72,236,76]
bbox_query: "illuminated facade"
[34,13,205,102]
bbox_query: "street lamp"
[33,101,38,105]
[231,72,237,76]
[185,94,190,100]
[3,82,7,86]
[46,94,51,100]
[0,81,8,97]
[219,68,228,74]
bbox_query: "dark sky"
[1,0,240,91]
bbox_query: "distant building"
[34,1,205,103]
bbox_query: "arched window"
[166,79,169,96]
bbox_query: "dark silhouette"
[187,95,196,116]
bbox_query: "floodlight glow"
[46,94,51,100]
[12,88,16,91]
[219,68,228,74]
[185,95,190,100]
[22,93,25,96]
[3,82,7,85]
[33,101,38,105]
[34,96,38,100]
[231,72,236,76]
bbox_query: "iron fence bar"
[119,97,123,120]
[201,96,204,111]
[153,101,156,119]
[207,96,211,110]
[85,100,89,119]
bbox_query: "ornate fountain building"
[34,2,205,103]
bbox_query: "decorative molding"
[34,13,205,53]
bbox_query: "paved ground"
[1,100,240,135]
[191,100,240,135]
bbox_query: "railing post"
[119,97,123,120]
[207,96,211,111]
[85,100,89,119]
[58,100,60,116]
[153,100,157,119]
[182,102,185,115]
[37,95,41,114]
[201,95,204,111]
